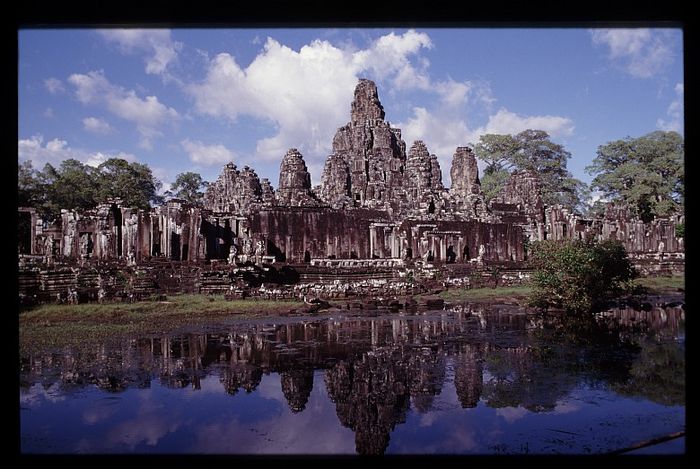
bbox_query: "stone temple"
[18,79,684,302]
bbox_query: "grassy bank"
[20,294,300,351]
[436,273,684,304]
[19,274,683,351]
[438,285,533,303]
[633,275,685,291]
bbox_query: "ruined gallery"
[17,80,684,303]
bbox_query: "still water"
[20,303,685,455]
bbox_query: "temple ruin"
[17,79,684,303]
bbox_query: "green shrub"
[528,239,637,313]
[675,223,684,239]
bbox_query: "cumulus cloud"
[590,28,674,78]
[68,70,178,149]
[397,104,574,187]
[397,79,495,158]
[188,30,573,185]
[475,108,575,138]
[187,30,436,180]
[44,77,65,94]
[181,139,236,166]
[399,106,470,171]
[188,39,358,163]
[657,82,684,133]
[18,134,136,168]
[352,30,433,90]
[82,116,114,134]
[434,79,473,108]
[98,29,182,76]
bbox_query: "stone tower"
[404,140,444,209]
[319,79,407,209]
[203,163,264,214]
[449,147,486,219]
[450,147,480,198]
[276,148,320,207]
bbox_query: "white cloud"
[18,134,136,168]
[181,138,236,165]
[44,107,54,118]
[396,74,572,188]
[188,39,358,164]
[84,151,137,167]
[98,29,182,76]
[82,116,114,134]
[187,30,572,186]
[495,406,529,423]
[434,79,472,108]
[44,77,65,94]
[46,138,67,152]
[397,105,573,188]
[68,70,179,149]
[476,108,575,138]
[149,166,173,195]
[398,106,470,173]
[657,82,684,132]
[187,30,436,181]
[590,28,674,78]
[352,30,433,90]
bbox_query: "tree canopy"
[166,171,209,206]
[586,131,684,223]
[18,158,162,221]
[473,130,588,212]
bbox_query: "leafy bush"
[528,239,637,313]
[675,223,684,239]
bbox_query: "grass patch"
[633,275,685,292]
[437,284,533,303]
[19,294,300,352]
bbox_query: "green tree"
[586,131,684,222]
[512,130,579,209]
[97,158,162,209]
[557,177,591,214]
[480,167,511,203]
[32,163,62,221]
[52,159,100,212]
[473,133,519,173]
[18,160,41,208]
[473,134,518,203]
[528,239,637,313]
[675,223,684,238]
[473,130,587,212]
[167,171,208,206]
[18,158,164,220]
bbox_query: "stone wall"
[400,219,525,263]
[248,207,390,263]
[491,169,545,241]
[543,205,684,254]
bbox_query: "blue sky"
[18,28,683,194]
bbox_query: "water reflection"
[20,303,685,455]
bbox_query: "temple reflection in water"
[20,304,684,455]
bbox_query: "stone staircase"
[199,270,231,294]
